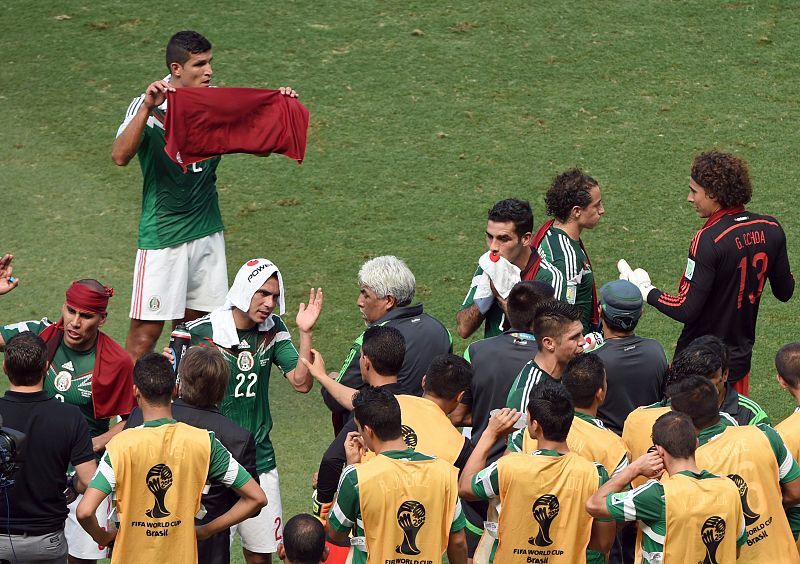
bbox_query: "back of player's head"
[527,383,574,442]
[487,198,533,237]
[166,31,212,71]
[75,278,107,293]
[424,354,471,400]
[361,325,405,376]
[776,343,800,389]
[670,344,723,381]
[353,386,401,441]
[506,281,556,331]
[3,331,48,387]
[133,353,176,406]
[533,300,583,348]
[562,353,606,409]
[667,375,720,430]
[179,346,229,408]
[358,256,416,307]
[690,150,752,208]
[651,411,697,459]
[599,280,642,332]
[545,168,598,222]
[691,335,729,372]
[281,514,326,564]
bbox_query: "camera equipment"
[0,415,26,489]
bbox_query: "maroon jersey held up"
[647,206,794,382]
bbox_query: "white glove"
[617,259,633,281]
[629,268,654,300]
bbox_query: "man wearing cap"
[0,279,135,564]
[178,258,322,564]
[592,280,668,435]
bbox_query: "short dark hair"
[506,281,556,331]
[669,344,723,381]
[179,347,229,408]
[651,411,697,459]
[362,325,405,376]
[487,199,533,238]
[691,151,752,208]
[668,376,720,430]
[166,31,212,72]
[562,354,606,409]
[353,387,402,441]
[691,335,729,372]
[282,514,326,564]
[75,278,107,293]
[133,353,176,406]
[424,354,471,400]
[776,343,800,389]
[533,300,583,348]
[527,383,574,442]
[3,332,48,386]
[545,168,598,222]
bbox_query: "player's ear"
[384,294,396,311]
[455,390,465,404]
[541,336,555,353]
[520,231,533,246]
[777,373,788,389]
[170,61,183,77]
[99,312,108,327]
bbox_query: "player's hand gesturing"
[143,79,175,109]
[296,288,323,333]
[0,254,19,295]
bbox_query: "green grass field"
[2,1,799,561]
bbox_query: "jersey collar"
[701,206,746,229]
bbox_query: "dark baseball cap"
[599,280,642,330]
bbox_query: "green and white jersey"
[506,359,558,412]
[329,449,466,564]
[698,421,800,484]
[185,314,299,473]
[606,470,748,563]
[536,226,595,332]
[118,86,223,250]
[0,318,110,439]
[460,260,563,339]
[90,418,251,494]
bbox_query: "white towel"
[477,252,521,299]
[210,258,286,347]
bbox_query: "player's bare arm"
[73,459,97,494]
[455,303,485,339]
[112,79,174,166]
[301,348,358,410]
[458,408,520,499]
[286,287,322,393]
[586,451,664,518]
[446,530,468,564]
[91,419,127,453]
[0,253,19,296]
[781,474,800,508]
[195,477,267,540]
[77,488,118,547]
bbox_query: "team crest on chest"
[237,351,255,372]
[54,371,72,392]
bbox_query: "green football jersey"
[185,314,299,473]
[536,226,595,332]
[118,94,223,250]
[1,318,110,439]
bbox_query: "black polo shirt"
[0,389,93,535]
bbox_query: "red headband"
[65,282,114,314]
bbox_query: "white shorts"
[231,469,283,554]
[130,232,228,321]
[65,494,112,559]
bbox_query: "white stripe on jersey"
[221,456,240,486]
[337,464,358,490]
[275,330,292,342]
[539,260,565,299]
[96,455,117,490]
[520,367,543,412]
[613,454,629,477]
[117,95,145,138]
[331,502,353,528]
[557,234,579,280]
[477,461,499,498]
[779,447,796,480]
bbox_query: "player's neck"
[364,372,397,388]
[232,309,258,331]
[664,456,700,476]
[788,387,800,407]
[512,245,532,271]
[421,392,451,415]
[536,437,569,455]
[575,405,598,418]
[535,351,561,379]
[373,437,411,454]
[601,324,632,340]
[552,219,581,240]
[8,381,44,393]
[141,403,173,422]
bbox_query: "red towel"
[164,87,310,172]
[40,323,136,419]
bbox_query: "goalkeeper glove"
[629,268,655,300]
[617,259,634,281]
[312,489,333,524]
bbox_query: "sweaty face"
[485,220,530,267]
[576,185,605,229]
[687,177,720,218]
[357,285,391,325]
[247,277,280,325]
[173,51,213,87]
[553,321,586,364]
[61,303,106,352]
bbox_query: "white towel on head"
[477,251,521,299]
[209,258,286,347]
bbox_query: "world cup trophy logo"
[145,464,173,518]
[727,474,760,525]
[529,494,560,547]
[395,501,426,555]
[700,516,726,564]
[400,425,418,450]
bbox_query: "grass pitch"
[1,2,799,561]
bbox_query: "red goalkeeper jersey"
[648,207,794,382]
